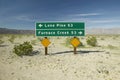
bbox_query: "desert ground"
[0,34,120,80]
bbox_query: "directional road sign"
[35,22,85,36]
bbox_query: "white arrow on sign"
[79,31,82,34]
[39,24,43,27]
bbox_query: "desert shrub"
[86,36,97,47]
[18,34,23,39]
[13,41,33,56]
[0,40,4,45]
[112,36,117,40]
[107,45,116,49]
[8,35,16,43]
[0,35,3,39]
[37,37,42,41]
[31,40,37,45]
[97,69,109,75]
[65,37,72,47]
[57,37,60,39]
[78,41,84,47]
[33,34,36,38]
[81,37,85,40]
[101,37,105,40]
[26,34,32,37]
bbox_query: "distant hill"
[86,28,120,34]
[0,28,120,35]
[0,28,34,34]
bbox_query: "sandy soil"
[0,35,120,80]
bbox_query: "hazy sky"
[0,0,120,30]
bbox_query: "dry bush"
[13,41,33,56]
[86,36,97,47]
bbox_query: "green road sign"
[35,22,85,36]
[36,30,84,36]
[36,22,84,29]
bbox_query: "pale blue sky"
[0,0,120,30]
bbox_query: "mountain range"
[0,28,120,34]
[0,28,34,34]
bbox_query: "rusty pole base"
[74,47,77,54]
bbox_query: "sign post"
[36,22,85,55]
[74,47,77,54]
[45,47,47,55]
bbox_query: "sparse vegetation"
[0,35,3,39]
[13,41,33,56]
[0,39,4,45]
[78,41,84,48]
[0,34,120,80]
[8,35,16,43]
[0,35,4,45]
[31,40,37,45]
[37,37,42,41]
[18,34,23,39]
[101,37,105,40]
[107,45,117,49]
[86,36,97,47]
[65,37,71,47]
[97,68,109,75]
